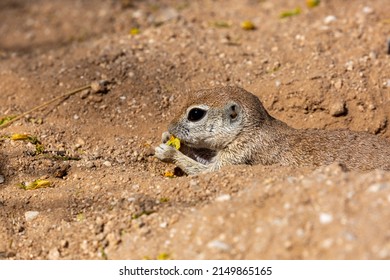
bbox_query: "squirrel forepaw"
[155,143,177,163]
[161,131,171,143]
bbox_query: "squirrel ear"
[228,103,240,120]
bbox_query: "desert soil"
[1,0,390,260]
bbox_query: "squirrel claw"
[155,143,177,162]
[161,131,171,143]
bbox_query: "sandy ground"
[0,0,390,259]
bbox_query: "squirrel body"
[155,86,390,175]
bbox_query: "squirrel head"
[168,86,272,150]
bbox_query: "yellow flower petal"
[306,0,320,8]
[129,28,140,35]
[163,171,175,178]
[280,7,301,18]
[166,135,181,150]
[19,179,51,190]
[241,20,255,30]
[10,133,31,141]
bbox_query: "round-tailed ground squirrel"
[155,86,390,175]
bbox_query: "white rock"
[189,179,199,189]
[207,240,230,251]
[25,211,39,222]
[324,15,337,24]
[159,222,168,228]
[48,248,60,260]
[369,51,377,60]
[345,60,354,71]
[103,161,112,167]
[85,161,95,168]
[155,7,179,23]
[0,175,4,184]
[75,137,85,148]
[362,6,374,14]
[319,212,333,224]
[132,10,143,19]
[215,194,231,202]
[367,183,390,193]
[329,100,347,117]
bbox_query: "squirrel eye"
[188,108,206,122]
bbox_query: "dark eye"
[188,108,206,122]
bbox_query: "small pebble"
[189,179,199,190]
[91,80,109,94]
[81,240,89,252]
[330,101,347,117]
[334,79,343,90]
[85,161,95,168]
[48,248,60,260]
[0,175,5,184]
[106,232,121,246]
[25,211,39,222]
[60,240,69,248]
[154,7,179,24]
[75,138,85,148]
[369,51,377,60]
[103,161,112,167]
[324,15,337,24]
[319,212,333,224]
[345,61,354,71]
[89,95,103,103]
[159,222,168,228]
[215,194,231,202]
[362,6,374,14]
[367,183,390,193]
[207,240,231,251]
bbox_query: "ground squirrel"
[155,86,390,175]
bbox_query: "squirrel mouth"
[182,146,217,165]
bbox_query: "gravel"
[319,213,334,224]
[25,211,40,222]
[207,240,231,251]
[329,101,347,117]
